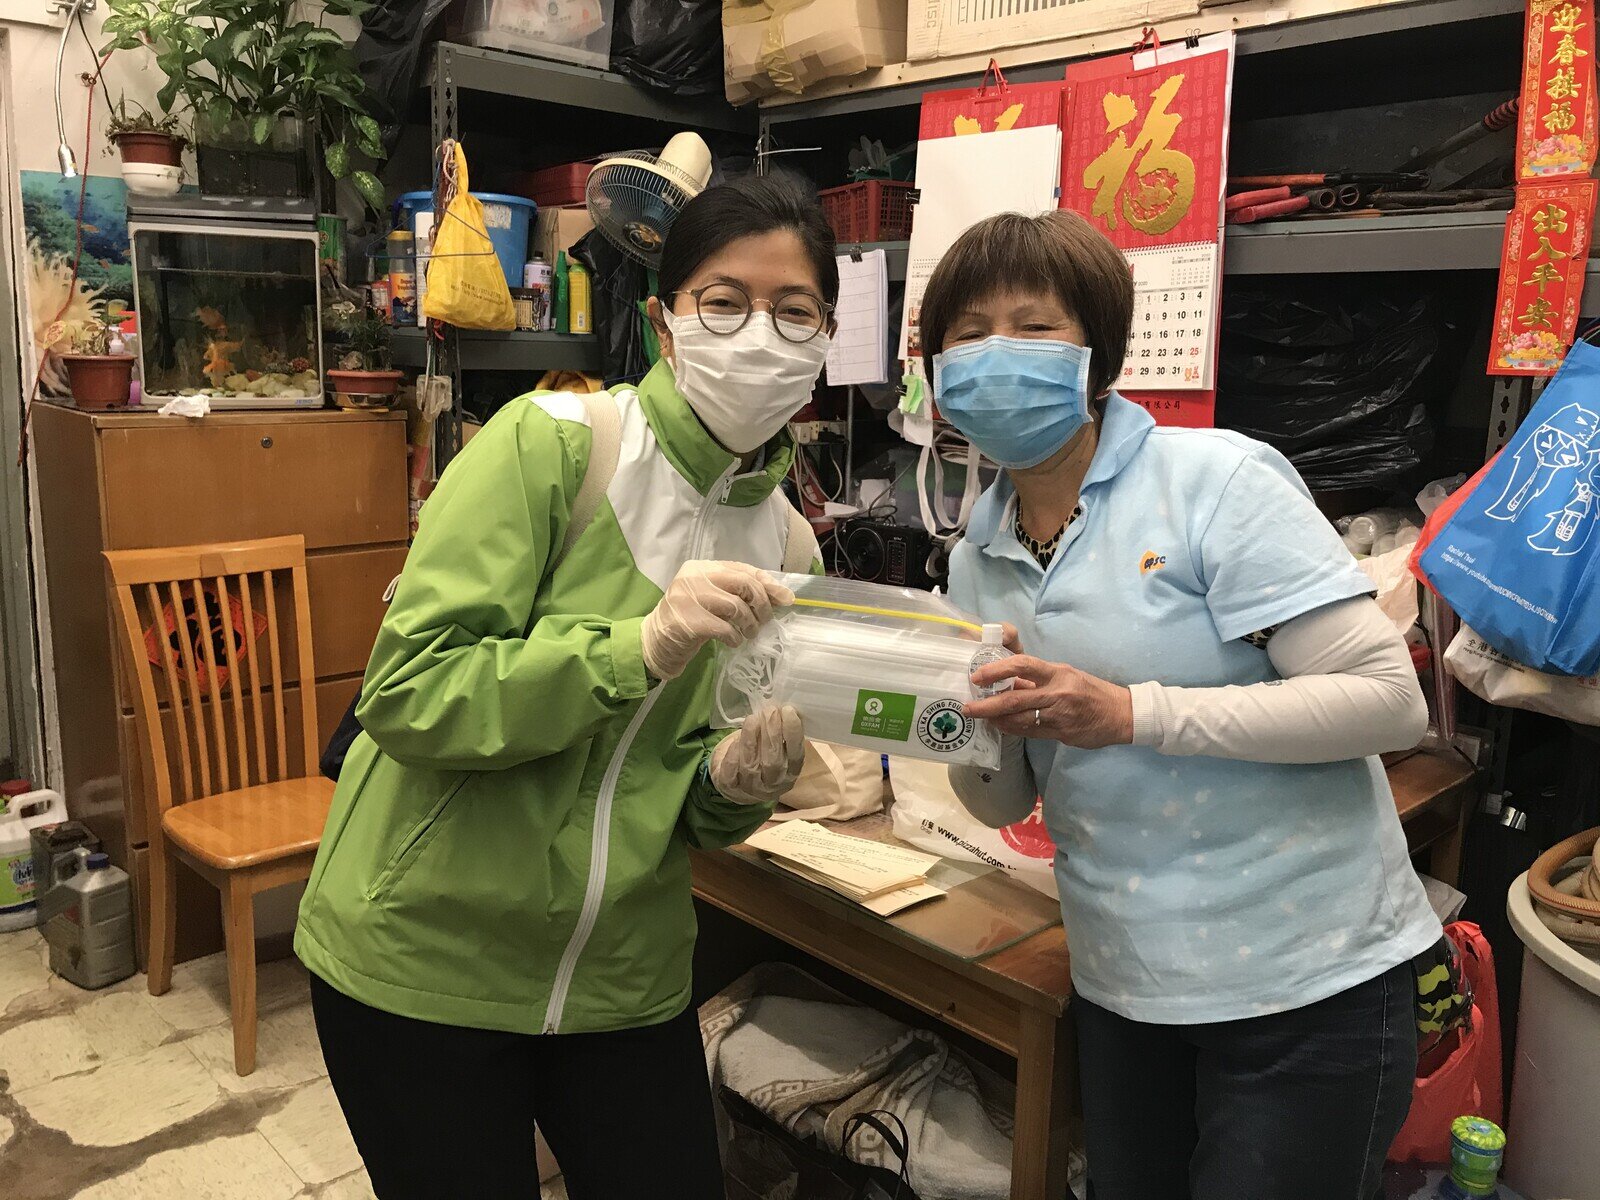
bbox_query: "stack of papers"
[745,821,946,916]
[825,249,890,387]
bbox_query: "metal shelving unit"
[392,327,602,372]
[420,46,751,461]
[428,41,754,148]
[1225,209,1508,275]
[759,0,1519,124]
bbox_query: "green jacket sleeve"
[680,737,774,850]
[357,402,651,771]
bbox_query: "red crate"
[510,160,592,207]
[818,180,914,243]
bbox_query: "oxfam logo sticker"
[864,697,884,717]
[917,699,974,755]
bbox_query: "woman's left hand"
[966,656,1134,749]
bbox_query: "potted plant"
[105,96,187,196]
[56,320,135,410]
[324,300,401,409]
[101,0,385,210]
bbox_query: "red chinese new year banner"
[1489,178,1597,374]
[1517,0,1598,178]
[917,75,1067,141]
[1059,48,1230,253]
[1059,37,1233,427]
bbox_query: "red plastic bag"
[1388,922,1503,1163]
[1409,454,1500,596]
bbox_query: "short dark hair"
[919,210,1133,400]
[657,170,840,306]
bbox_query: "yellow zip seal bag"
[713,573,1011,769]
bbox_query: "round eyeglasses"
[667,283,832,343]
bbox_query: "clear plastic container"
[714,573,1003,769]
[452,0,615,70]
[969,623,1014,698]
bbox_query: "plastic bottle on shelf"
[387,229,417,326]
[524,254,553,331]
[568,259,592,334]
[553,252,571,335]
[969,623,1015,698]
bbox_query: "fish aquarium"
[128,196,324,408]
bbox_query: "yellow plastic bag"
[423,141,515,331]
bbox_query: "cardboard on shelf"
[906,0,1195,63]
[724,0,906,105]
[536,205,595,266]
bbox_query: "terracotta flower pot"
[60,355,134,410]
[327,368,403,411]
[113,131,183,168]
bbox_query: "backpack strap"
[557,390,622,567]
[781,504,818,575]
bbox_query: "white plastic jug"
[0,788,68,932]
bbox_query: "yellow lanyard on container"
[789,597,983,635]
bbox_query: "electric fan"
[584,133,714,269]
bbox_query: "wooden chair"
[104,535,335,1075]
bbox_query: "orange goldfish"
[194,306,229,334]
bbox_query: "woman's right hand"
[641,561,794,681]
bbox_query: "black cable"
[76,7,115,114]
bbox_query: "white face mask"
[665,311,830,454]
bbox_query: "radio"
[825,519,946,590]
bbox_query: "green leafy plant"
[101,0,386,211]
[61,319,112,355]
[104,95,187,147]
[324,299,392,370]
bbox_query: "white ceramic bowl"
[121,162,183,197]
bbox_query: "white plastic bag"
[887,756,1058,898]
[1356,543,1421,634]
[1444,625,1600,723]
[715,574,1006,769]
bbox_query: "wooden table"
[691,748,1478,1200]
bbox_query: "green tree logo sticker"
[917,699,974,753]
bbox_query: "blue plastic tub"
[397,190,537,289]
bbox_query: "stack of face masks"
[714,574,1007,769]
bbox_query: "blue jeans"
[1075,960,1416,1200]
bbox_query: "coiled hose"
[1528,827,1600,947]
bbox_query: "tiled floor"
[0,926,566,1199]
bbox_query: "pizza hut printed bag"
[887,755,1058,898]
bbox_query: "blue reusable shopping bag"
[1418,340,1600,676]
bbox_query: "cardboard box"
[536,205,595,266]
[906,0,1194,62]
[725,0,906,105]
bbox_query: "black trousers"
[1075,961,1416,1200]
[310,973,725,1200]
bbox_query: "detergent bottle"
[0,785,68,932]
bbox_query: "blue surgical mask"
[931,336,1094,469]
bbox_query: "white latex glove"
[710,705,806,806]
[640,561,793,681]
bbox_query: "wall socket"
[789,420,846,444]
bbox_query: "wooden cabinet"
[31,404,408,966]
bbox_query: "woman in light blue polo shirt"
[922,211,1443,1200]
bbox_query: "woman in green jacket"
[296,173,838,1199]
